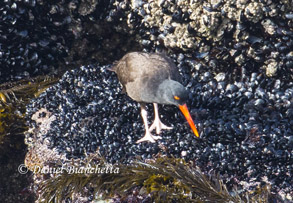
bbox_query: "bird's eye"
[174,96,180,100]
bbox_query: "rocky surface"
[25,59,292,200]
[1,0,292,202]
[0,0,72,83]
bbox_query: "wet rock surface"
[0,0,73,83]
[26,60,292,198]
[0,0,137,83]
[1,0,292,201]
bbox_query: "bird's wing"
[113,53,141,87]
[149,53,182,83]
[113,52,181,83]
[113,52,182,101]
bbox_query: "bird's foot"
[136,133,162,143]
[149,118,173,134]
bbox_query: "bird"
[112,52,199,143]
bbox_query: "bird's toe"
[149,123,156,132]
[150,119,172,134]
[136,134,156,143]
[152,135,162,140]
[160,123,173,130]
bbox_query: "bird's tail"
[106,61,118,72]
[106,65,115,72]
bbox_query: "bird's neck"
[138,79,171,104]
[155,80,175,104]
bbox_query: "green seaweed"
[37,157,274,203]
[0,76,58,150]
[0,76,58,104]
[0,105,27,146]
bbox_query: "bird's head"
[169,85,189,106]
[157,80,188,106]
[157,80,199,137]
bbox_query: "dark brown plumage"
[113,52,199,143]
[113,52,181,102]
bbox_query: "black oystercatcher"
[113,52,199,143]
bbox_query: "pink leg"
[149,103,173,134]
[136,103,162,143]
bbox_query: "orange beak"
[179,104,199,137]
